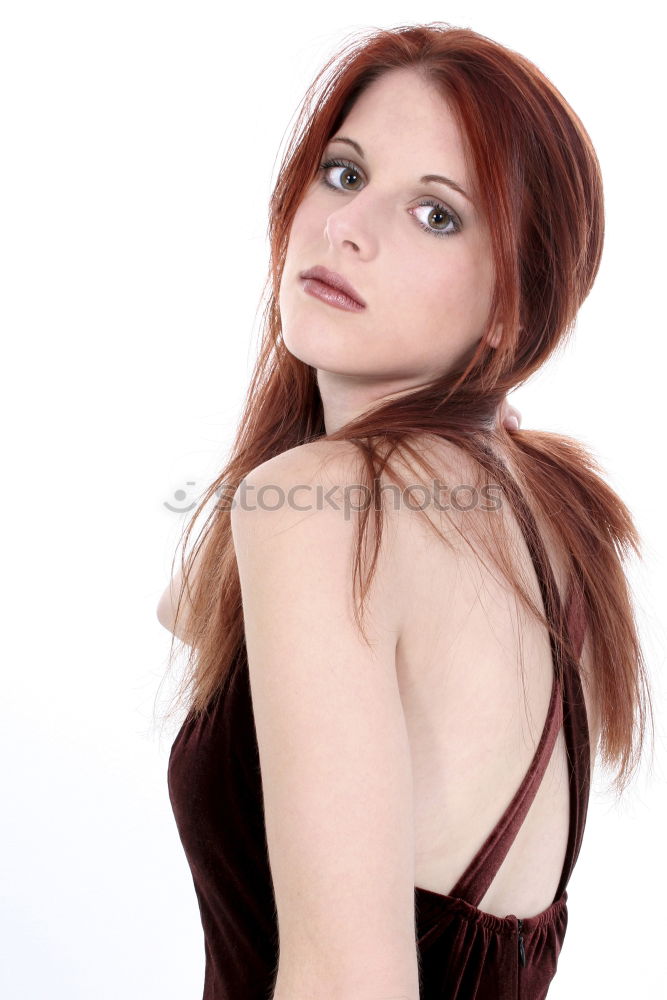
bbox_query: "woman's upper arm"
[156,567,182,634]
[156,539,206,641]
[230,441,420,999]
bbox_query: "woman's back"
[395,437,600,919]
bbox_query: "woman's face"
[278,67,499,431]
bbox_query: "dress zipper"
[517,918,526,967]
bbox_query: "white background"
[1,1,665,997]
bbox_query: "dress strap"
[553,570,591,899]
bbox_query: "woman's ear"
[485,323,503,349]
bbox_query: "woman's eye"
[319,158,363,191]
[411,200,461,238]
[317,157,462,239]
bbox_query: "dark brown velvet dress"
[167,457,591,999]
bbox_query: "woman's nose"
[324,195,377,255]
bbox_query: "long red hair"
[157,22,654,798]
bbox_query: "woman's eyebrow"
[328,134,472,204]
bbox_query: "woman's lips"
[300,277,367,313]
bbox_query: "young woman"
[158,22,653,1000]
